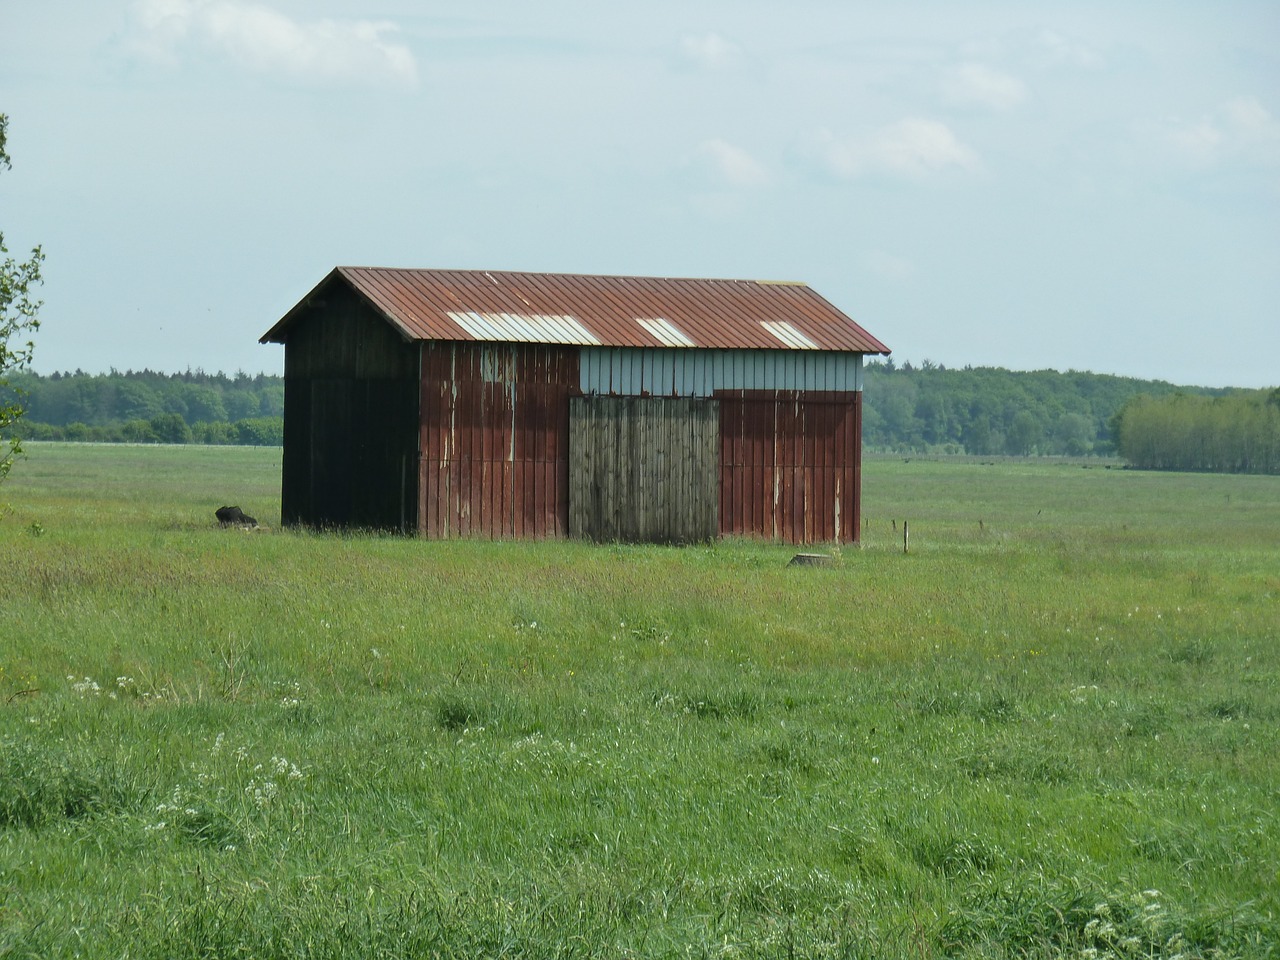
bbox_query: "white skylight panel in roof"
[761,320,818,350]
[448,311,601,345]
[636,317,696,348]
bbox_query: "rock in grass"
[215,505,258,527]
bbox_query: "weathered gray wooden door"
[569,397,719,543]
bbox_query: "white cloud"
[816,119,980,180]
[128,0,418,87]
[698,138,768,187]
[1167,118,1224,164]
[678,32,743,71]
[1163,97,1280,166]
[942,63,1028,111]
[1223,97,1280,146]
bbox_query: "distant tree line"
[2,369,283,446]
[860,360,1246,457]
[1114,390,1280,474]
[6,364,1275,470]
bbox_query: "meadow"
[1,444,1277,959]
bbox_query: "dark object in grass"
[215,505,258,527]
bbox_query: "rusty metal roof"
[261,267,891,354]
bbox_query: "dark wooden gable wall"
[281,281,420,530]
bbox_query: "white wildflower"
[245,779,279,808]
[71,677,102,696]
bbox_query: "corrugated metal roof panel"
[262,267,891,355]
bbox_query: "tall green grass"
[2,445,1277,958]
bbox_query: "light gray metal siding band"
[580,348,861,395]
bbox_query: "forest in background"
[861,361,1278,472]
[3,368,283,445]
[1115,390,1280,474]
[2,364,1276,472]
[860,360,1234,456]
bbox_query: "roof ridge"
[338,266,805,286]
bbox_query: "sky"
[2,1,1277,388]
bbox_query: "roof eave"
[258,267,417,344]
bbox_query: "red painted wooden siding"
[717,390,861,544]
[419,343,579,538]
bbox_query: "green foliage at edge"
[0,111,47,497]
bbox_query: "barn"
[260,268,890,544]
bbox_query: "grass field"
[2,444,1277,959]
